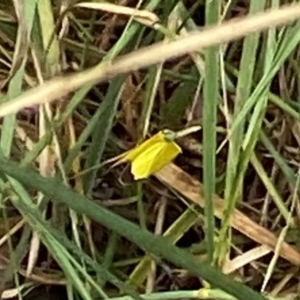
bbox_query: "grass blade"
[203,0,220,264]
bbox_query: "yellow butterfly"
[115,126,200,180]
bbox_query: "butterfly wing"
[148,141,182,175]
[131,141,166,180]
[131,140,181,180]
[118,131,165,164]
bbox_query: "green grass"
[0,1,300,300]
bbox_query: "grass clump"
[0,1,300,300]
